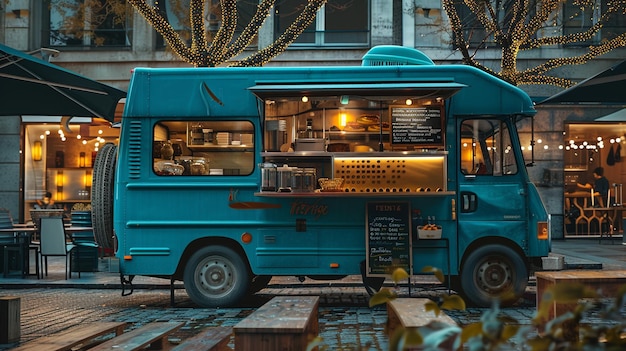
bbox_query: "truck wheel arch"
[175,236,251,280]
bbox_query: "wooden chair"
[39,216,97,279]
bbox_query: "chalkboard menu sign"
[390,106,444,146]
[366,202,412,277]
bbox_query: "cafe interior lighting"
[405,98,413,105]
[32,140,42,161]
[340,113,347,128]
[79,152,86,168]
[301,96,309,103]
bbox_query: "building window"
[451,0,524,49]
[155,0,258,49]
[563,1,626,46]
[43,0,132,48]
[275,0,369,47]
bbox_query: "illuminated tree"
[442,0,626,87]
[50,0,326,67]
[128,0,327,67]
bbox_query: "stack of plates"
[216,132,231,145]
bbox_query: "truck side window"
[460,119,517,176]
[152,120,255,176]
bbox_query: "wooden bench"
[11,322,126,351]
[171,326,232,351]
[386,298,458,337]
[536,270,626,321]
[87,322,184,351]
[234,296,319,351]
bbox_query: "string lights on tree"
[128,0,326,67]
[442,0,626,87]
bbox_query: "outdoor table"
[0,226,95,278]
[0,227,36,277]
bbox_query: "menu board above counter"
[366,201,412,277]
[390,106,444,147]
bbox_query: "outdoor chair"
[39,216,97,279]
[0,208,39,278]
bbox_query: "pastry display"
[344,122,366,132]
[357,114,380,126]
[368,122,390,132]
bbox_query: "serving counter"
[261,151,448,195]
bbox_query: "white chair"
[39,216,97,279]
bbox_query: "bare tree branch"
[204,0,237,66]
[223,0,276,61]
[231,0,327,67]
[443,0,626,87]
[127,0,195,64]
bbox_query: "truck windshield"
[152,120,255,176]
[460,119,517,176]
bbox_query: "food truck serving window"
[152,120,255,176]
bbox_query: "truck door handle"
[461,191,477,213]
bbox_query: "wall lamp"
[32,140,42,161]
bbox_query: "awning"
[248,82,466,100]
[539,60,626,105]
[595,108,626,122]
[0,43,126,122]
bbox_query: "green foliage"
[310,267,626,350]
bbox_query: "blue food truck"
[91,46,550,308]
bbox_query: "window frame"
[274,0,370,48]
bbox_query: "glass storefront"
[23,120,119,222]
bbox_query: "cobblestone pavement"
[0,276,541,351]
[1,238,625,350]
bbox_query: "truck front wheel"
[460,244,527,307]
[184,246,249,308]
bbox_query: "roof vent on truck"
[361,45,435,66]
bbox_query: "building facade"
[2,0,625,237]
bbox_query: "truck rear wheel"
[184,246,250,307]
[460,244,527,307]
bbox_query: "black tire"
[91,143,117,249]
[184,246,250,308]
[248,275,273,294]
[459,244,527,307]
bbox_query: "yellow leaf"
[391,268,409,282]
[404,329,424,347]
[421,265,436,273]
[425,300,441,317]
[460,322,483,343]
[440,295,466,311]
[306,336,324,351]
[388,327,406,351]
[501,324,519,340]
[369,287,397,307]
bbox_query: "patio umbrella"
[539,60,626,105]
[0,43,125,122]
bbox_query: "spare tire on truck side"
[91,143,117,250]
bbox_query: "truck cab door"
[457,118,528,241]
